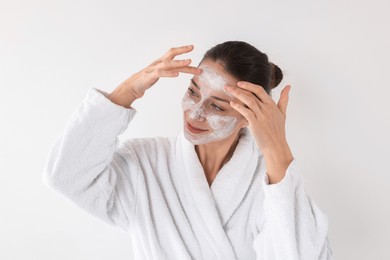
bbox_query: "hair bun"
[270,62,283,89]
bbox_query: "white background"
[1,0,389,259]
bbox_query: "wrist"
[108,84,140,108]
[262,142,294,184]
[263,143,293,165]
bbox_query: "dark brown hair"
[200,41,283,95]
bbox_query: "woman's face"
[182,60,247,145]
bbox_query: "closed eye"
[188,87,225,112]
[188,87,198,96]
[211,103,224,111]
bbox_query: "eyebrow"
[190,79,230,103]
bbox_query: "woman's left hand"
[224,81,294,184]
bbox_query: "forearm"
[42,87,137,230]
[43,88,135,191]
[254,158,333,259]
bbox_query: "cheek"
[181,95,196,111]
[207,114,238,130]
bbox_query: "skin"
[108,44,294,186]
[108,45,202,108]
[182,59,250,185]
[182,64,245,145]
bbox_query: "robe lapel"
[176,128,261,260]
[177,131,237,259]
[210,128,261,226]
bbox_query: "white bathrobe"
[42,87,334,260]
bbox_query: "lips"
[187,121,208,133]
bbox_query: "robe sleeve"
[42,87,139,232]
[253,158,334,260]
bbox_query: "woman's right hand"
[109,45,202,108]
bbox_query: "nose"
[188,104,206,121]
[194,116,206,122]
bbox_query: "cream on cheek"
[181,65,239,144]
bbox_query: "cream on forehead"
[197,65,233,96]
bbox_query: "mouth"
[186,121,208,134]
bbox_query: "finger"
[236,81,273,104]
[157,58,192,70]
[161,45,194,60]
[224,85,262,115]
[158,70,180,77]
[230,100,257,123]
[170,66,203,75]
[277,85,291,116]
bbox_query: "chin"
[183,127,232,146]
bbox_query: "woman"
[42,42,334,259]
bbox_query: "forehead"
[193,60,238,90]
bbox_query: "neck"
[195,129,243,186]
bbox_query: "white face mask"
[181,65,240,145]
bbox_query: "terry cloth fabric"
[42,87,334,260]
